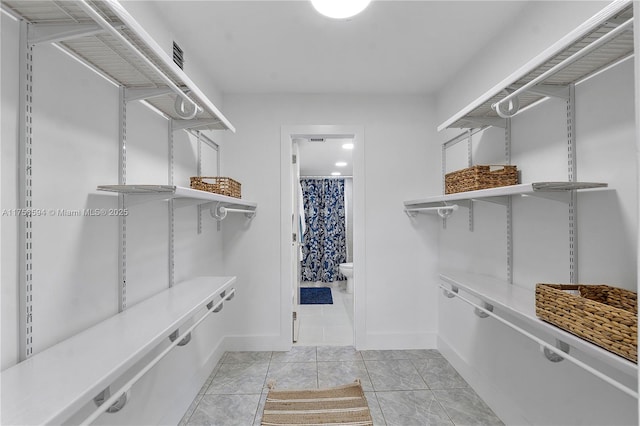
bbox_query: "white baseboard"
[437,336,530,426]
[224,334,291,352]
[361,332,437,350]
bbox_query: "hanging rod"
[76,0,199,116]
[210,203,256,221]
[405,205,458,218]
[438,284,638,399]
[80,289,236,425]
[492,17,634,117]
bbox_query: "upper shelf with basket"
[97,185,257,219]
[1,0,234,132]
[438,0,633,131]
[404,181,608,212]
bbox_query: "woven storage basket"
[445,165,518,194]
[535,283,637,362]
[190,176,241,199]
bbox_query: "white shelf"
[404,182,607,209]
[438,0,633,130]
[1,0,234,131]
[97,185,258,211]
[0,276,236,426]
[439,269,637,378]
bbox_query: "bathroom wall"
[219,94,442,350]
[435,2,637,424]
[1,8,232,425]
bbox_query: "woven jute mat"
[261,379,373,425]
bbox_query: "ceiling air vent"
[173,41,184,70]
[309,138,325,142]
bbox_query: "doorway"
[295,137,353,345]
[280,125,365,349]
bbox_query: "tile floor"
[295,284,354,346]
[179,346,504,426]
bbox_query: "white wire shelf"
[438,0,633,130]
[439,269,638,383]
[404,182,608,209]
[97,185,258,211]
[1,0,234,131]
[0,276,236,426]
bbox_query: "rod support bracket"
[474,301,494,318]
[169,329,192,346]
[443,285,459,298]
[542,339,570,362]
[93,386,128,413]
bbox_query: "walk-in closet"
[1,1,638,425]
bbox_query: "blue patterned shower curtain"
[300,179,347,283]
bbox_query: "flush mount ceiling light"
[331,172,342,176]
[342,143,354,150]
[335,161,347,167]
[311,0,371,19]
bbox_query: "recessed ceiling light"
[311,0,371,19]
[331,172,341,176]
[335,161,347,167]
[342,143,354,150]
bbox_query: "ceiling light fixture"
[311,0,371,19]
[331,172,342,176]
[335,161,347,167]
[342,143,354,150]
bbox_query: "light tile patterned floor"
[179,346,504,426]
[295,284,354,346]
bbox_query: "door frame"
[280,125,366,349]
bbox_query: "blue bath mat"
[300,287,333,305]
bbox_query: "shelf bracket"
[542,339,570,363]
[27,22,123,45]
[474,301,494,318]
[93,387,128,413]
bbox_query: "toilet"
[339,262,354,294]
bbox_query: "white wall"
[1,12,231,424]
[219,94,442,350]
[435,2,638,424]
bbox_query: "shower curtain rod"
[301,175,353,179]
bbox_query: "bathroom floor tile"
[182,346,502,426]
[365,360,428,391]
[186,394,261,426]
[271,345,316,362]
[266,361,318,389]
[375,390,453,426]
[222,351,272,364]
[317,361,373,391]
[316,345,363,361]
[432,388,504,426]
[412,358,469,389]
[364,392,387,425]
[206,363,269,394]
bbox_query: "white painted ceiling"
[297,138,354,177]
[151,1,530,95]
[149,1,530,174]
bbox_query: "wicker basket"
[535,283,637,362]
[190,177,241,199]
[445,165,518,194]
